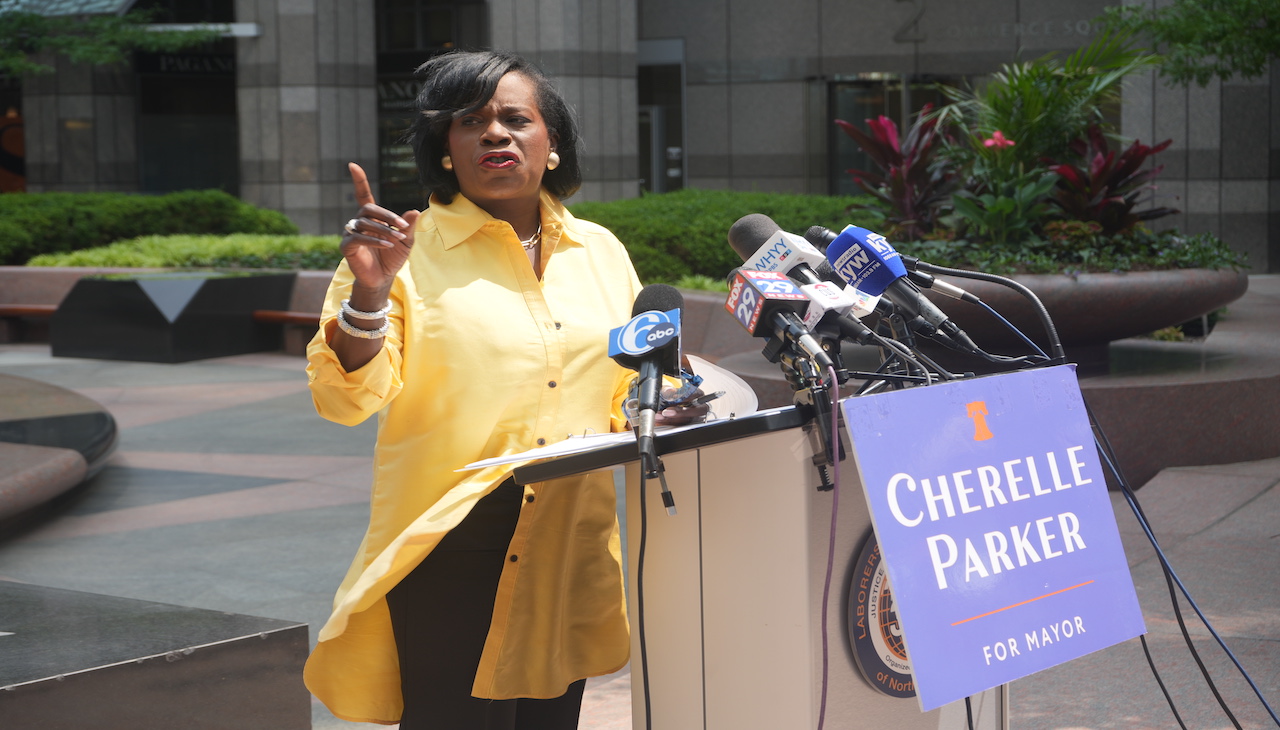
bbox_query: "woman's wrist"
[347,283,393,314]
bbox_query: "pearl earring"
[546,152,560,171]
[442,155,453,171]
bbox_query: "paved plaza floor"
[1,333,1277,728]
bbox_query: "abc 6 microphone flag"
[608,307,682,375]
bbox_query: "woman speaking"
[302,50,703,729]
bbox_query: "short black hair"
[406,50,583,204]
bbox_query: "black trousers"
[385,480,587,730]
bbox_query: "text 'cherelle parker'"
[880,446,1095,590]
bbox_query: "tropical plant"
[949,170,1059,248]
[931,29,1160,190]
[1046,126,1180,237]
[834,103,959,241]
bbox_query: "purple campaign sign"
[841,365,1145,711]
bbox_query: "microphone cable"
[636,465,655,730]
[907,259,1065,362]
[817,366,986,730]
[1086,399,1280,728]
[816,363,841,730]
[972,300,1051,361]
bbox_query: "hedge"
[22,189,881,284]
[569,188,879,283]
[27,233,342,270]
[0,189,297,266]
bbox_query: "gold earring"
[546,152,560,171]
[442,155,453,171]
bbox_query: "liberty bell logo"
[966,401,994,441]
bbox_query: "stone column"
[236,0,378,234]
[489,0,640,202]
[1123,65,1277,273]
[21,54,138,193]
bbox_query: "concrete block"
[1222,85,1271,179]
[278,14,319,86]
[1221,180,1269,214]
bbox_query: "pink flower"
[983,130,1016,148]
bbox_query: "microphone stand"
[635,359,677,516]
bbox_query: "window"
[375,0,490,213]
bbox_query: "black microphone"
[729,213,830,287]
[609,284,684,514]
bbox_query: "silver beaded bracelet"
[340,298,392,321]
[336,310,389,339]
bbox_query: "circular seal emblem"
[847,531,915,698]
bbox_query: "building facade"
[12,0,1280,271]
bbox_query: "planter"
[50,272,295,363]
[925,268,1249,375]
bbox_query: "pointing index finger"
[348,162,376,208]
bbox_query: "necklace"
[519,223,542,250]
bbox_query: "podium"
[515,406,1007,729]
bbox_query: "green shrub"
[569,189,880,283]
[28,233,342,270]
[24,189,882,279]
[901,227,1247,275]
[0,189,298,265]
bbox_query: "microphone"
[822,225,978,350]
[728,214,883,344]
[729,213,829,283]
[609,284,684,514]
[724,268,835,370]
[609,284,684,377]
[806,225,976,303]
[730,213,857,289]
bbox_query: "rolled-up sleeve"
[304,264,407,427]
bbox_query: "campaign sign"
[840,365,1145,711]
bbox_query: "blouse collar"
[432,189,580,251]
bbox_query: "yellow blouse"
[302,190,642,724]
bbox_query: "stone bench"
[0,582,309,729]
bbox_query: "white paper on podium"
[458,357,764,473]
[455,410,774,472]
[458,422,703,471]
[458,432,633,471]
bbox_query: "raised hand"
[340,162,419,294]
[330,163,419,369]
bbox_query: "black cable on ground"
[1140,632,1189,729]
[1086,400,1270,728]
